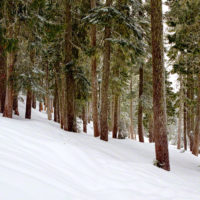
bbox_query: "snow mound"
[0,99,200,200]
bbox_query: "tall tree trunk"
[100,0,112,141]
[117,97,122,139]
[90,0,100,137]
[151,0,170,171]
[192,72,200,156]
[3,53,14,118]
[60,77,65,129]
[64,1,76,132]
[25,89,32,119]
[190,75,195,142]
[55,63,61,124]
[47,97,52,120]
[183,101,187,150]
[54,81,58,122]
[82,105,87,133]
[13,93,19,116]
[46,63,52,121]
[0,46,6,113]
[187,74,193,151]
[129,78,135,139]
[138,66,144,142]
[112,94,119,138]
[177,75,183,149]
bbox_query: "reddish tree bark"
[32,93,36,109]
[90,0,100,137]
[186,71,195,151]
[192,73,200,156]
[3,53,15,118]
[0,46,6,113]
[25,89,32,119]
[112,94,119,138]
[39,102,43,112]
[100,0,113,141]
[183,101,187,150]
[151,0,170,171]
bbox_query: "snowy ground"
[0,99,200,200]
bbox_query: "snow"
[0,98,200,200]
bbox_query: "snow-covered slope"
[0,100,200,200]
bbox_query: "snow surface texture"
[0,99,200,200]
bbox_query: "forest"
[0,0,200,199]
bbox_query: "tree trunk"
[138,66,144,142]
[82,105,87,133]
[64,1,76,132]
[149,114,154,143]
[187,74,193,151]
[25,89,32,119]
[47,97,52,120]
[46,62,52,121]
[100,0,112,141]
[112,94,119,138]
[90,0,100,137]
[54,82,58,122]
[13,93,19,116]
[3,53,14,118]
[192,72,200,156]
[151,0,170,171]
[183,100,187,150]
[32,92,36,109]
[177,75,183,149]
[129,78,135,139]
[0,46,6,113]
[39,101,43,112]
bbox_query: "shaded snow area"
[0,100,200,200]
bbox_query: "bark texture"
[39,102,43,112]
[90,0,100,137]
[192,73,200,156]
[3,53,15,118]
[64,1,76,132]
[138,66,144,142]
[183,101,187,150]
[0,46,6,113]
[112,94,119,138]
[100,0,112,141]
[25,89,32,119]
[151,0,170,171]
[32,93,36,109]
[186,73,194,151]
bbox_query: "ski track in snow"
[0,99,200,200]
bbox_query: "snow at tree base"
[0,100,200,200]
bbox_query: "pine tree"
[151,0,170,171]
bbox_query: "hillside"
[0,100,200,200]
